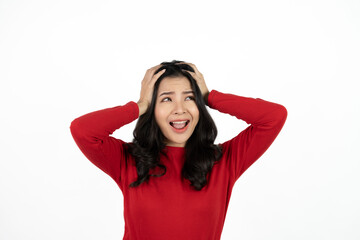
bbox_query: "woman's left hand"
[178,62,210,105]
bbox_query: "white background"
[1,0,359,239]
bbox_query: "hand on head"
[136,61,210,116]
[137,64,166,116]
[175,62,210,104]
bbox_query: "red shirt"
[70,89,287,240]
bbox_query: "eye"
[185,96,195,101]
[161,97,171,102]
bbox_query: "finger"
[154,68,166,77]
[151,65,165,77]
[150,69,166,83]
[143,65,163,82]
[151,64,163,72]
[182,69,195,76]
[183,70,200,82]
[145,65,161,76]
[187,63,199,73]
[148,66,164,78]
[182,69,193,74]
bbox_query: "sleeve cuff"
[128,101,140,120]
[207,89,219,109]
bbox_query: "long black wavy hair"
[124,60,222,191]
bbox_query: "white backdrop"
[1,0,359,239]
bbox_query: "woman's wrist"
[137,101,148,116]
[203,91,210,106]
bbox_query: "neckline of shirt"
[164,146,186,155]
[165,145,185,150]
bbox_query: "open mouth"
[169,120,190,130]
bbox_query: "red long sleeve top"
[70,89,287,240]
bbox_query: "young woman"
[70,60,287,240]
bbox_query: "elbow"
[279,105,287,121]
[275,104,288,127]
[69,118,83,140]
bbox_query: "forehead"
[157,76,191,93]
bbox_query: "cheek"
[154,105,168,124]
[189,105,200,122]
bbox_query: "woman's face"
[154,76,199,147]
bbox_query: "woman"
[70,60,287,240]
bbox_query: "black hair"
[124,60,222,191]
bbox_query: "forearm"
[137,101,148,117]
[70,101,139,142]
[210,89,288,182]
[207,90,287,127]
[70,102,138,182]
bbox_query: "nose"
[173,101,186,115]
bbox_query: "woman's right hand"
[137,64,166,116]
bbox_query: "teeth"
[171,121,187,124]
[170,120,189,129]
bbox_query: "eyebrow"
[159,90,194,97]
